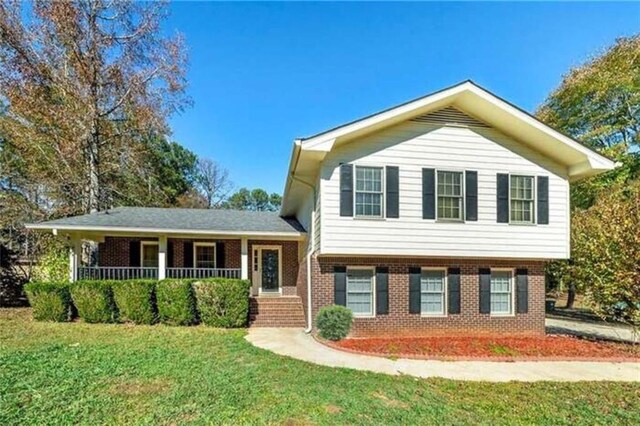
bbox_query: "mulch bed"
[325,335,640,362]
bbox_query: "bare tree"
[195,158,231,208]
[0,0,189,214]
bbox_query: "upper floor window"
[355,166,383,217]
[510,175,534,224]
[437,171,463,220]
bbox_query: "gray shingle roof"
[28,207,305,235]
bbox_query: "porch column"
[68,237,81,282]
[241,237,248,280]
[158,235,167,280]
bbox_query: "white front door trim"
[253,245,283,295]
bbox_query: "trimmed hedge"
[24,282,72,322]
[316,305,353,341]
[156,279,198,326]
[112,280,157,325]
[70,280,118,323]
[193,278,252,327]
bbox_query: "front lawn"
[1,308,639,425]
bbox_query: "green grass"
[1,308,639,425]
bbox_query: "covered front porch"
[26,207,306,297]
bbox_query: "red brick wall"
[98,237,241,268]
[248,240,299,294]
[311,256,546,337]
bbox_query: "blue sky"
[166,2,639,194]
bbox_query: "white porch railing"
[76,267,241,280]
[77,267,159,280]
[166,268,241,279]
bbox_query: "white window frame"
[509,174,536,225]
[489,268,515,317]
[353,165,385,219]
[140,241,159,268]
[435,169,465,222]
[420,267,448,317]
[193,242,217,269]
[346,266,376,318]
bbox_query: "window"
[194,243,216,268]
[437,171,463,220]
[490,270,513,315]
[421,269,446,315]
[510,175,534,223]
[141,242,159,268]
[355,166,383,217]
[346,268,374,316]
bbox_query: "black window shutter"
[167,241,175,268]
[183,241,194,268]
[448,267,461,314]
[422,168,435,220]
[479,268,491,314]
[409,267,421,314]
[216,242,225,268]
[465,171,478,221]
[129,240,141,267]
[516,268,529,313]
[376,267,389,315]
[537,176,549,225]
[496,173,509,223]
[340,164,354,217]
[386,166,399,218]
[334,266,347,306]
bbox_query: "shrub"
[24,281,72,322]
[316,305,353,341]
[70,280,118,323]
[193,278,251,327]
[156,279,197,326]
[112,280,157,325]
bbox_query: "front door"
[254,246,281,294]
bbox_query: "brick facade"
[308,256,546,337]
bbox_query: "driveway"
[545,317,638,343]
[246,328,640,382]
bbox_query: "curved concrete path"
[246,328,640,382]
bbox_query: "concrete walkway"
[246,328,640,382]
[545,317,638,343]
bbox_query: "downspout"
[290,173,316,334]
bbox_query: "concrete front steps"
[249,296,307,327]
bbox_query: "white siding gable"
[319,116,570,259]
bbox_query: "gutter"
[290,172,316,334]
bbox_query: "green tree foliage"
[32,239,68,283]
[537,35,640,211]
[570,182,640,327]
[223,188,282,211]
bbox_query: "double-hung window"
[490,270,513,315]
[510,175,534,223]
[194,243,216,268]
[355,166,383,217]
[437,171,463,220]
[421,269,446,315]
[141,242,159,268]
[346,268,374,316]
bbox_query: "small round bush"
[316,305,353,341]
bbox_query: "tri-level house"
[28,81,616,335]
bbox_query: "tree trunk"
[566,282,576,309]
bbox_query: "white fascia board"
[301,83,470,149]
[465,85,616,171]
[25,224,306,240]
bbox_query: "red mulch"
[328,335,640,361]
